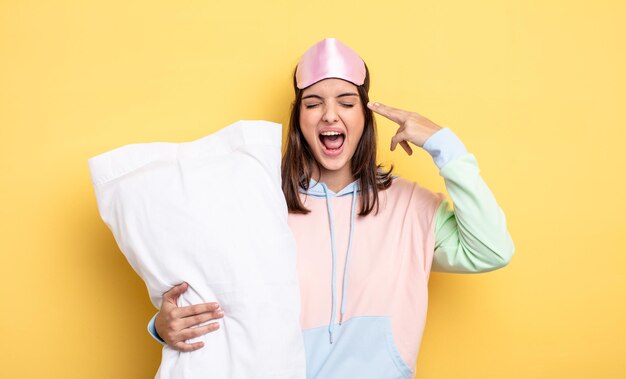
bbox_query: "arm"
[366,102,514,273]
[423,129,515,273]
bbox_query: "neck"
[311,165,355,193]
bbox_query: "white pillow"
[88,120,306,379]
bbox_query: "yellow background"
[1,0,624,378]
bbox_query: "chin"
[316,155,350,174]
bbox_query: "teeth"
[320,131,341,136]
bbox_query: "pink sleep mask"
[295,38,366,89]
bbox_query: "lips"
[319,130,345,157]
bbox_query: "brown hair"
[281,63,394,216]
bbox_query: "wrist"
[422,128,468,169]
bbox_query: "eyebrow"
[302,92,359,100]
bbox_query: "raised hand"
[367,102,442,155]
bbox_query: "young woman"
[148,38,514,378]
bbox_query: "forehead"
[301,78,358,97]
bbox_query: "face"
[299,78,365,183]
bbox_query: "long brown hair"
[281,63,394,216]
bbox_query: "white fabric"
[88,120,306,379]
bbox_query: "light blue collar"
[299,178,361,198]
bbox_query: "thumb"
[163,282,188,304]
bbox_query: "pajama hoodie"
[149,127,515,379]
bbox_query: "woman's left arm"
[368,102,515,273]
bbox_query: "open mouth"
[319,131,345,153]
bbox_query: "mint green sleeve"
[431,153,515,273]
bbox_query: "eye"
[304,103,320,109]
[341,103,355,108]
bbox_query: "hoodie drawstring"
[340,185,358,325]
[320,182,358,344]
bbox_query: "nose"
[322,103,338,123]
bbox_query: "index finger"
[174,302,221,318]
[367,102,408,124]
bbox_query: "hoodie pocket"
[302,316,413,379]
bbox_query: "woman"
[149,38,514,378]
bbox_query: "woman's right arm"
[147,282,224,352]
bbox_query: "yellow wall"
[1,0,624,378]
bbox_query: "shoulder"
[387,176,438,198]
[384,176,445,212]
[384,176,414,196]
